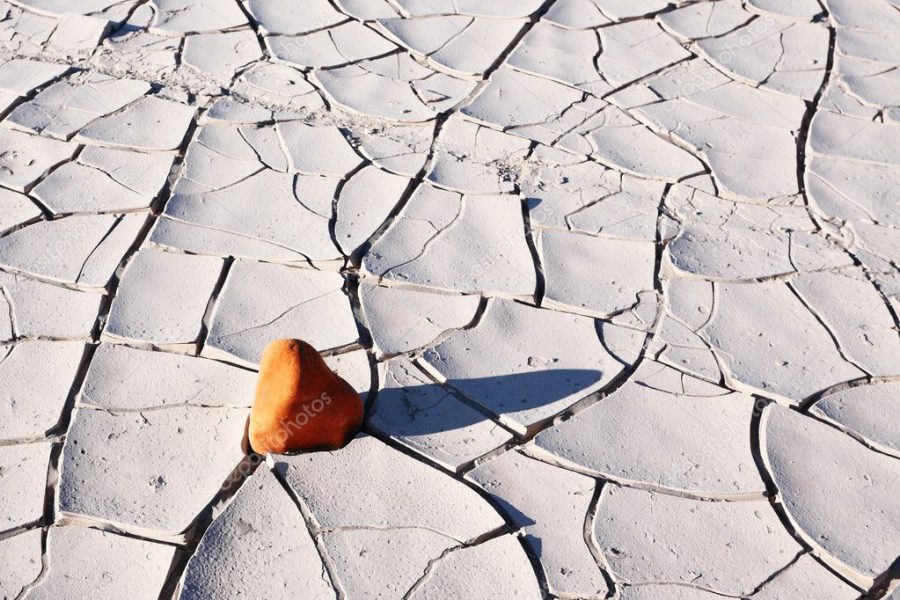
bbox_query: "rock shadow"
[367,368,607,438]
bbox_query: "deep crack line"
[749,400,872,595]
[795,19,837,230]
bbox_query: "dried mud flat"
[0,0,898,598]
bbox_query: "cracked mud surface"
[0,0,897,598]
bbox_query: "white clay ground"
[0,0,898,598]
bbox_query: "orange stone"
[249,339,363,454]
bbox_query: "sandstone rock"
[249,339,363,454]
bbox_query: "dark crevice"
[522,193,546,306]
[748,398,866,594]
[268,462,346,599]
[327,159,371,265]
[479,0,558,79]
[40,343,97,527]
[156,454,262,600]
[785,280,871,378]
[196,257,234,355]
[339,269,381,419]
[796,19,836,225]
[350,116,445,267]
[583,479,619,599]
